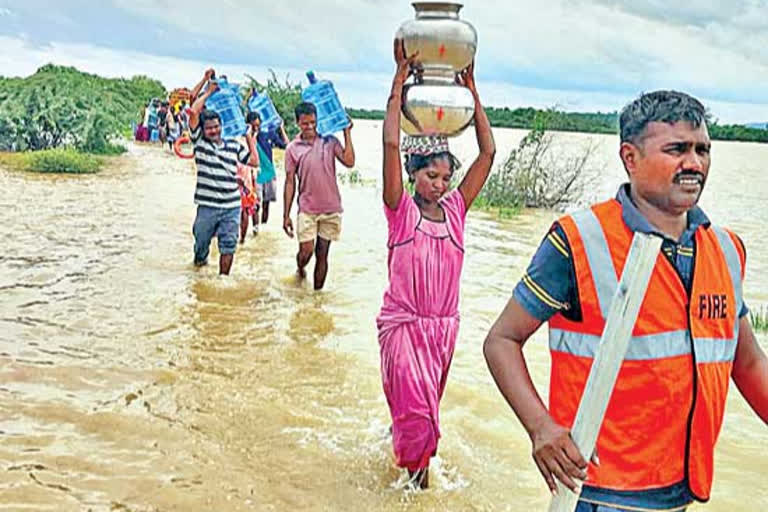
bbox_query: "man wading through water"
[283,102,355,290]
[188,68,259,275]
[484,90,768,511]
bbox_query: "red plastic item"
[174,136,194,159]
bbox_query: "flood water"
[1,120,766,511]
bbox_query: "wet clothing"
[256,129,286,186]
[576,503,686,512]
[297,212,342,243]
[377,189,466,471]
[191,124,251,209]
[261,179,277,203]
[135,125,148,142]
[166,112,180,143]
[285,134,343,215]
[193,205,240,261]
[237,164,258,216]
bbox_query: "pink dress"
[376,189,467,471]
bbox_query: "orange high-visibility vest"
[549,199,745,501]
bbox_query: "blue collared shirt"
[512,184,748,511]
[255,128,288,184]
[514,183,748,322]
[256,128,287,164]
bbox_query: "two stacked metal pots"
[396,1,477,137]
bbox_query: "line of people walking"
[183,42,768,511]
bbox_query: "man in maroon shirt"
[283,102,355,290]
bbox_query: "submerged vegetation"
[0,148,103,174]
[472,110,602,217]
[750,305,768,333]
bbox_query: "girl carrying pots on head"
[377,39,495,488]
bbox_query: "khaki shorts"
[297,212,342,243]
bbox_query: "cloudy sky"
[1,0,767,123]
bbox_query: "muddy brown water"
[1,120,766,511]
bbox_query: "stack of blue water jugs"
[247,90,283,133]
[301,71,350,137]
[205,77,247,139]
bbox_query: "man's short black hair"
[294,102,317,121]
[620,90,707,146]
[246,111,261,124]
[200,109,221,126]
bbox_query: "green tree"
[477,110,602,213]
[243,70,302,139]
[0,64,166,153]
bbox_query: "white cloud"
[2,35,767,124]
[98,0,768,107]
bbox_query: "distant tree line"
[346,107,768,143]
[2,64,765,154]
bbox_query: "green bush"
[21,148,102,174]
[338,168,362,185]
[475,110,601,215]
[243,70,302,139]
[750,305,768,333]
[471,195,522,219]
[0,64,165,154]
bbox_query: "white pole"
[548,232,663,512]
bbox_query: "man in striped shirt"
[188,69,259,274]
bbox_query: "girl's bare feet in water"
[408,468,429,489]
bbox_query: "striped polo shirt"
[191,124,251,209]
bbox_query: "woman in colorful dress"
[377,39,496,488]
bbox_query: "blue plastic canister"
[205,77,247,139]
[300,71,350,136]
[147,107,158,129]
[247,91,282,133]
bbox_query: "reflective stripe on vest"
[570,208,617,319]
[564,209,743,362]
[712,225,743,342]
[547,200,745,500]
[549,328,737,363]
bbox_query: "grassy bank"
[0,148,104,174]
[471,196,523,219]
[750,305,768,333]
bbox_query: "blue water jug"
[301,71,350,137]
[247,91,282,133]
[205,77,246,139]
[147,107,158,129]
